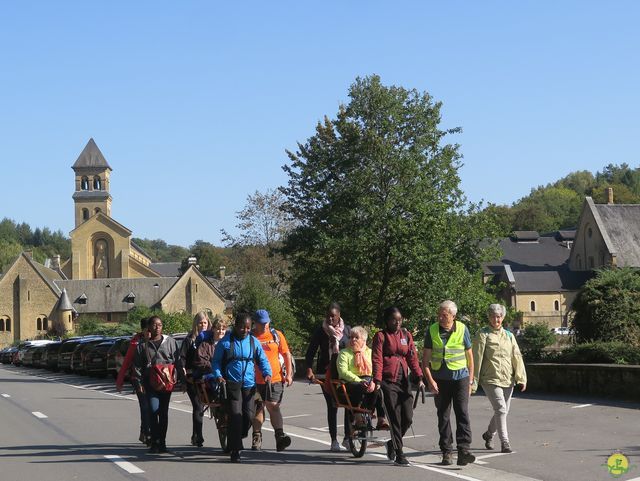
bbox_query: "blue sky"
[1,1,639,247]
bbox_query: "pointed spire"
[72,138,112,170]
[58,288,73,311]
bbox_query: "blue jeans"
[146,386,172,447]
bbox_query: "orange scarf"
[352,340,371,376]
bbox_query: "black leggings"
[322,389,349,440]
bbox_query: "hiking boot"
[330,440,342,452]
[482,431,494,450]
[457,450,476,466]
[376,417,390,430]
[230,450,241,463]
[251,431,262,451]
[501,441,512,453]
[394,453,410,466]
[276,433,291,452]
[442,451,453,465]
[386,441,395,461]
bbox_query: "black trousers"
[322,389,349,440]
[380,381,414,453]
[186,381,205,442]
[433,377,472,452]
[226,382,256,451]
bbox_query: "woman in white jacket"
[472,304,527,454]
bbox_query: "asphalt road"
[1,364,639,481]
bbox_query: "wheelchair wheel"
[218,427,228,453]
[214,409,228,452]
[347,412,367,458]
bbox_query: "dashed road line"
[1,393,10,398]
[475,452,512,460]
[104,455,144,474]
[32,411,48,419]
[571,403,593,409]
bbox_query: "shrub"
[519,322,555,361]
[553,341,640,365]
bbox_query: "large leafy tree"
[573,268,640,347]
[280,75,500,328]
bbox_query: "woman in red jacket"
[372,306,425,466]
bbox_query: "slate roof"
[594,204,640,267]
[485,230,591,293]
[72,138,112,170]
[57,288,74,311]
[54,278,177,314]
[150,262,182,277]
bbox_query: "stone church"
[0,139,227,347]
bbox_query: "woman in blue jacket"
[212,312,271,462]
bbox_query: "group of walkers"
[116,299,527,468]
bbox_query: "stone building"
[0,139,226,347]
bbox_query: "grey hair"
[487,304,507,317]
[350,326,368,342]
[439,300,458,316]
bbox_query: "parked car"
[0,347,17,364]
[32,344,49,368]
[551,327,572,335]
[57,338,86,372]
[15,340,55,366]
[84,339,117,377]
[42,342,63,370]
[70,338,107,374]
[106,336,132,379]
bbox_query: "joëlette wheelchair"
[195,378,229,452]
[311,375,391,458]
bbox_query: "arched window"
[83,208,90,220]
[530,301,536,312]
[6,318,11,332]
[93,176,102,190]
[0,318,4,331]
[43,316,48,331]
[95,207,101,214]
[81,176,89,190]
[554,300,560,311]
[37,317,42,331]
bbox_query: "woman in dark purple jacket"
[372,306,424,466]
[305,302,351,452]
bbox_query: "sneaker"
[230,450,241,463]
[330,440,342,452]
[386,440,395,461]
[501,441,512,453]
[482,431,494,450]
[190,434,197,446]
[457,450,476,466]
[376,417,390,430]
[251,431,262,451]
[394,453,410,466]
[139,430,146,444]
[441,451,453,465]
[341,437,350,450]
[276,433,291,452]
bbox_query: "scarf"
[352,340,371,376]
[322,317,344,356]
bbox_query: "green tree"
[0,239,22,272]
[180,240,225,277]
[518,322,555,361]
[280,75,500,328]
[572,268,640,347]
[511,187,582,232]
[591,183,640,204]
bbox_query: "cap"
[254,309,271,325]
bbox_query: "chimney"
[219,266,226,281]
[607,187,614,204]
[187,255,197,266]
[51,255,61,270]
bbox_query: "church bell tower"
[72,138,112,227]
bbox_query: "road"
[1,364,639,481]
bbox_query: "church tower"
[72,138,112,227]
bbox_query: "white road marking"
[475,452,512,460]
[1,393,10,398]
[571,403,593,409]
[32,411,48,419]
[104,455,144,474]
[282,414,311,419]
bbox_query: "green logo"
[602,452,636,478]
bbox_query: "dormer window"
[77,293,88,305]
[125,291,136,304]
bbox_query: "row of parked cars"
[0,333,187,378]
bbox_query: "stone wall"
[526,363,640,400]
